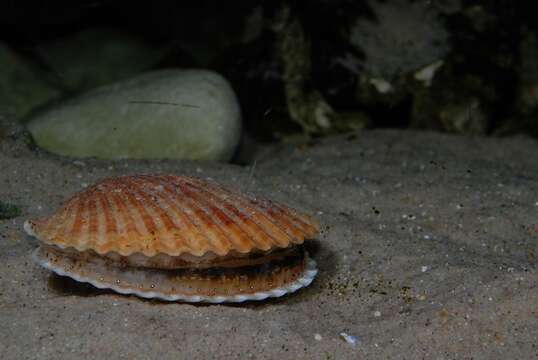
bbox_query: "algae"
[0,201,21,219]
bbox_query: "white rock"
[27,69,242,161]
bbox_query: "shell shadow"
[47,273,113,297]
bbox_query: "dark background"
[1,0,537,140]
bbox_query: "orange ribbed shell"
[25,174,319,257]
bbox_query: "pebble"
[340,332,358,346]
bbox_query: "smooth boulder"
[26,69,242,161]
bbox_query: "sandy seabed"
[1,129,536,359]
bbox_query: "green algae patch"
[0,201,22,219]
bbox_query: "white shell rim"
[33,248,318,303]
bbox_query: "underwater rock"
[36,28,167,91]
[26,69,242,161]
[438,98,488,134]
[272,4,364,135]
[517,31,538,114]
[0,42,61,119]
[349,0,450,83]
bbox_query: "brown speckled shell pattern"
[26,175,319,257]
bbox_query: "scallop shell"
[24,174,319,258]
[24,174,320,302]
[34,246,318,303]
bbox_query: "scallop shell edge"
[32,249,318,303]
